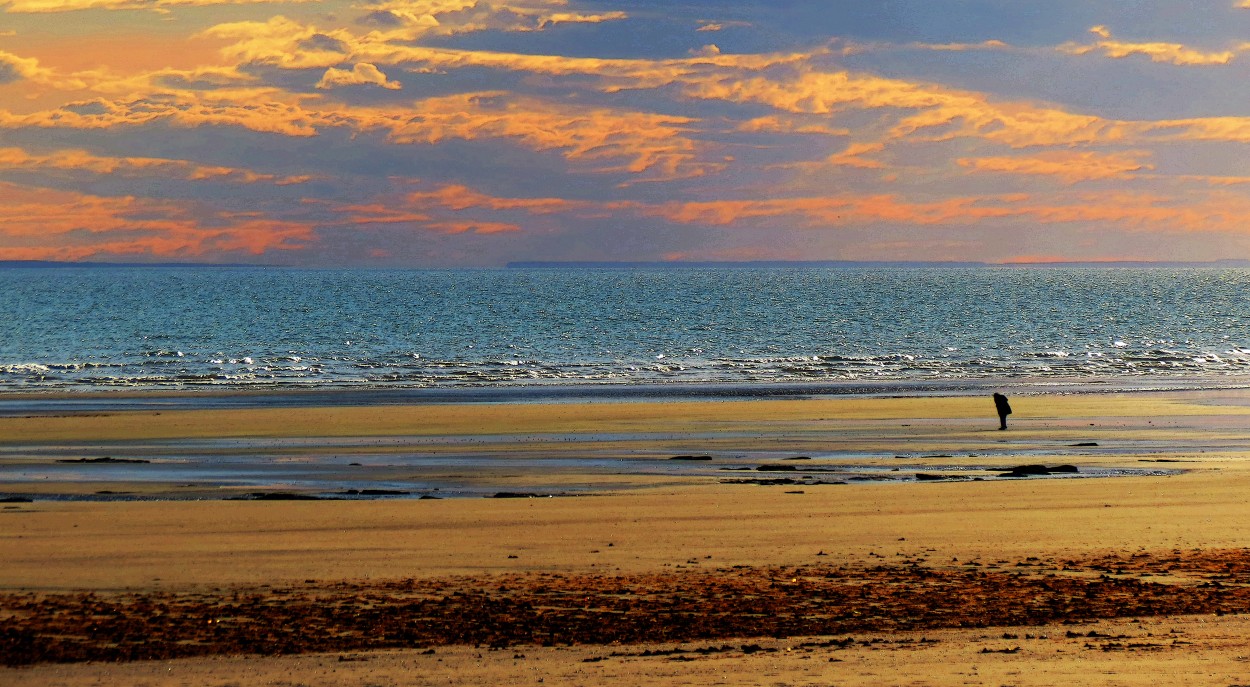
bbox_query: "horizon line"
[5,259,1250,269]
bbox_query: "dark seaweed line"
[2,552,1249,666]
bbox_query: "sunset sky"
[5,1,1250,266]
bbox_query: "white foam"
[0,363,51,374]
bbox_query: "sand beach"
[2,388,1250,685]
[12,0,1250,682]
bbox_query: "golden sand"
[3,390,1250,685]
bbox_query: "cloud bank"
[5,1,1250,265]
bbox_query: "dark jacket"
[993,393,1012,415]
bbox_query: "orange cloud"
[237,33,1250,159]
[0,147,310,184]
[696,20,752,32]
[202,17,353,70]
[18,2,1250,266]
[684,69,1129,149]
[335,180,1250,242]
[354,42,815,88]
[0,50,47,83]
[2,0,314,12]
[425,220,520,235]
[330,203,431,226]
[0,49,88,92]
[316,63,402,90]
[330,179,607,239]
[0,182,315,260]
[639,189,1250,237]
[8,64,254,110]
[1059,25,1240,66]
[913,39,1010,52]
[957,151,1152,184]
[735,116,849,137]
[200,3,629,72]
[0,89,718,180]
[1146,116,1250,142]
[640,195,1010,227]
[329,183,584,235]
[538,11,628,29]
[406,184,578,214]
[0,90,323,137]
[349,93,717,181]
[833,38,1012,56]
[823,142,887,169]
[985,190,1250,233]
[1177,174,1250,186]
[354,0,625,37]
[199,13,817,89]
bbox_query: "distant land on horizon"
[507,259,1250,269]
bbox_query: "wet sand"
[3,389,1250,684]
[14,615,1250,687]
[0,391,1235,500]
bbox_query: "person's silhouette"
[993,392,1012,430]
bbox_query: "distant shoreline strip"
[506,260,1250,269]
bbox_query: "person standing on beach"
[993,392,1012,430]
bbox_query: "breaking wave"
[5,265,1250,391]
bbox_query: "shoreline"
[4,374,1250,414]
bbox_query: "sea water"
[4,266,1250,393]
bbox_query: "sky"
[5,1,1250,266]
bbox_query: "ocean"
[4,265,1250,396]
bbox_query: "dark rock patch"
[56,457,150,464]
[337,489,410,497]
[232,493,328,501]
[721,478,798,486]
[1000,464,1080,478]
